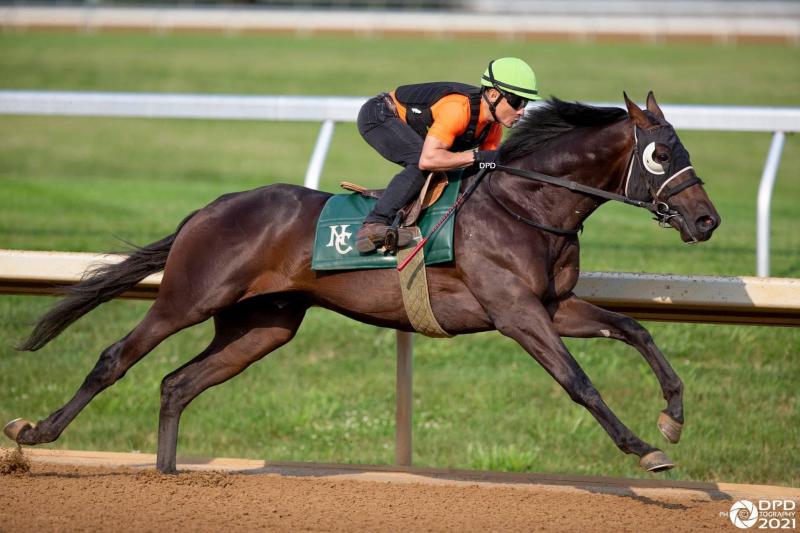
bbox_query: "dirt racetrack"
[2,448,798,532]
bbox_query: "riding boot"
[355,223,414,254]
[357,164,426,253]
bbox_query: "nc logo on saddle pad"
[326,224,353,255]
[311,179,459,271]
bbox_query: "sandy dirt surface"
[1,449,797,532]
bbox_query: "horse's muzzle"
[670,211,720,243]
[694,213,720,239]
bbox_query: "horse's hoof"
[3,418,35,443]
[639,450,675,473]
[657,412,683,444]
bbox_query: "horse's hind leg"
[156,296,307,473]
[6,301,209,446]
[548,294,684,444]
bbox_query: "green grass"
[2,32,799,104]
[0,32,798,486]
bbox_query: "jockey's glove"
[473,150,499,166]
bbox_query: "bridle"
[623,124,704,230]
[485,123,705,239]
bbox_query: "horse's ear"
[646,91,665,120]
[623,91,653,129]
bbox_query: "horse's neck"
[522,118,632,192]
[506,119,633,229]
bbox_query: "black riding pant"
[357,94,426,225]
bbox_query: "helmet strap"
[482,88,503,123]
[483,59,506,123]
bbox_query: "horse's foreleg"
[486,294,672,472]
[548,294,684,444]
[156,298,307,474]
[7,303,200,446]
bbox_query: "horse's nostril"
[696,215,718,233]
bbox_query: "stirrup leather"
[340,172,449,227]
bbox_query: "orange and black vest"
[394,82,490,152]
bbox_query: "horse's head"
[623,92,720,243]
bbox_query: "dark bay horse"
[5,92,720,474]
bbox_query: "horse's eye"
[657,153,669,162]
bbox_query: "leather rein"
[485,127,704,237]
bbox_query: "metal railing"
[3,250,799,325]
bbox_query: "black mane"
[499,98,628,164]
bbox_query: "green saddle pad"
[312,176,460,271]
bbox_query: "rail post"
[303,119,335,190]
[395,331,413,466]
[756,131,785,277]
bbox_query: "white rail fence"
[1,90,798,466]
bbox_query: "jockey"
[355,57,540,254]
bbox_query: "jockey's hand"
[474,150,499,166]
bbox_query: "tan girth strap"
[396,228,451,338]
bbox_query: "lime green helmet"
[481,57,540,101]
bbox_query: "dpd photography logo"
[724,499,797,529]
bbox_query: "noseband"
[487,124,704,236]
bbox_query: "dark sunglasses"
[503,92,529,110]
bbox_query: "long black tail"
[18,211,198,352]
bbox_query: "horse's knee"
[579,387,603,410]
[619,316,653,344]
[566,375,602,409]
